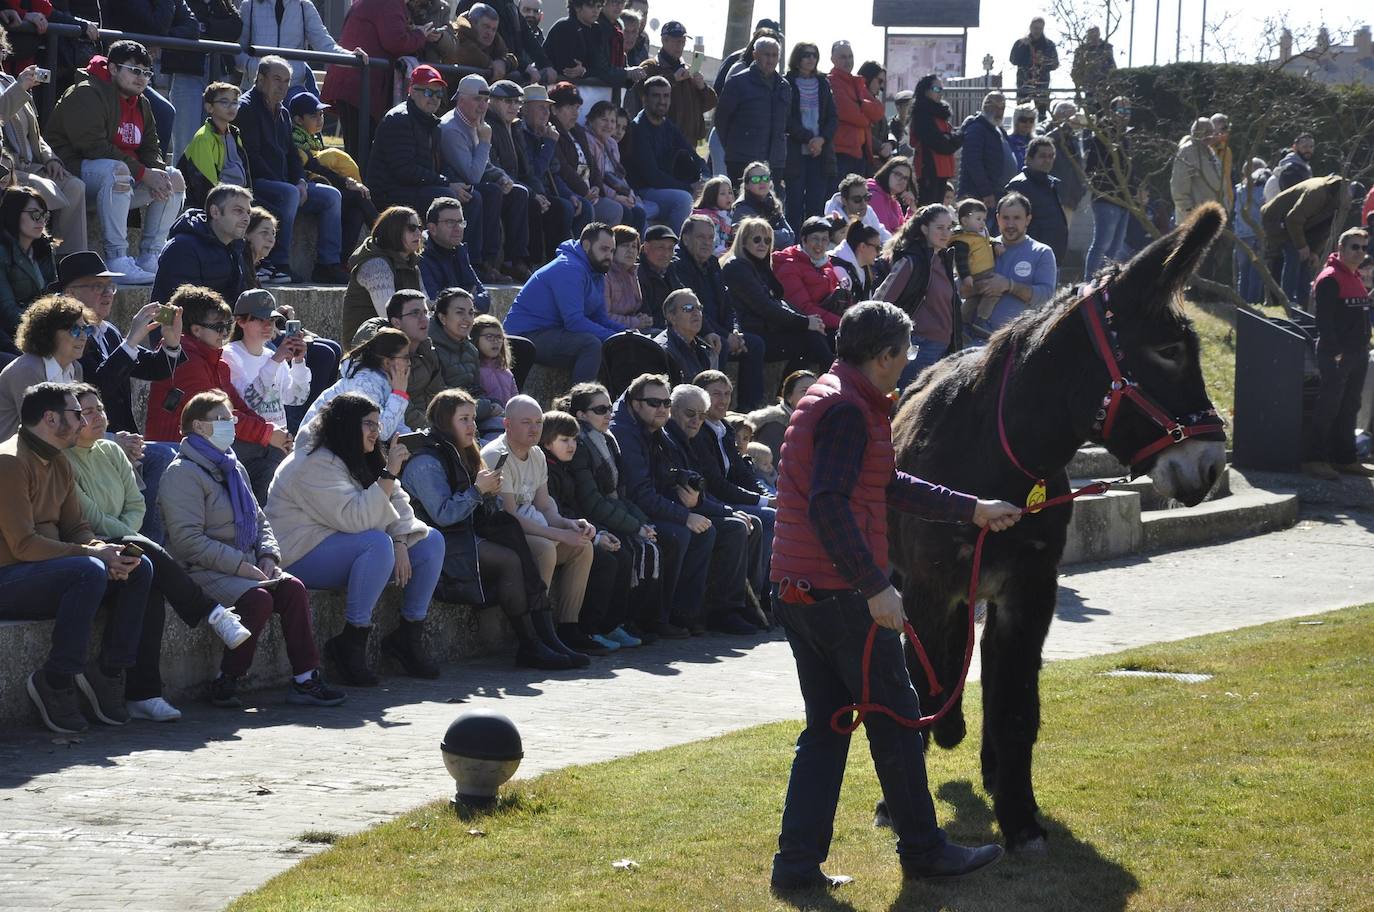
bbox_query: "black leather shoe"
[770,871,854,893]
[901,842,1005,880]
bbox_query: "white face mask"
[207,419,236,452]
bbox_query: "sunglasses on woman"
[747,174,772,184]
[584,404,613,415]
[22,208,49,223]
[67,323,96,339]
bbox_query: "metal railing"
[23,22,615,174]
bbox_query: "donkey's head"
[1089,202,1227,506]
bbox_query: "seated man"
[637,223,682,329]
[673,214,766,407]
[659,384,758,634]
[512,84,574,262]
[439,74,529,284]
[0,382,152,733]
[608,372,708,637]
[480,395,600,655]
[144,285,292,503]
[350,289,446,430]
[654,288,712,384]
[366,65,476,219]
[234,55,348,285]
[690,368,775,607]
[627,75,704,232]
[46,40,186,285]
[417,197,490,311]
[152,183,253,307]
[503,222,623,384]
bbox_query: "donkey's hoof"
[1010,835,1049,856]
[932,713,966,749]
[873,799,893,830]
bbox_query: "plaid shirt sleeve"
[809,403,978,598]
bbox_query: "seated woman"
[558,382,665,642]
[267,392,444,685]
[541,408,640,651]
[158,390,345,709]
[429,287,504,435]
[829,218,882,301]
[773,216,851,334]
[584,100,647,234]
[342,206,426,347]
[0,293,89,439]
[68,384,253,722]
[747,369,817,463]
[731,161,795,250]
[224,288,312,438]
[604,226,653,331]
[297,327,413,446]
[401,388,584,670]
[0,187,58,354]
[719,217,833,371]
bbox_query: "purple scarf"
[186,434,258,554]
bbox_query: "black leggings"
[478,538,548,619]
[117,534,218,702]
[580,546,631,635]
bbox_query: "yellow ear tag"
[1025,480,1047,511]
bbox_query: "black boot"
[382,617,439,679]
[532,609,590,667]
[512,612,576,670]
[326,623,379,687]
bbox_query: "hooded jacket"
[151,209,250,306]
[772,244,843,330]
[503,238,621,341]
[46,57,168,178]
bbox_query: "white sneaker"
[208,604,253,649]
[127,696,182,722]
[106,255,155,285]
[134,252,160,275]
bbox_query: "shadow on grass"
[884,780,1139,911]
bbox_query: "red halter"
[1079,286,1225,473]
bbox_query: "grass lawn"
[229,606,1374,912]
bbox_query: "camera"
[34,68,51,84]
[668,468,703,492]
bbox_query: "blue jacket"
[714,64,791,170]
[1005,167,1067,260]
[958,113,1015,200]
[514,119,559,197]
[503,238,621,341]
[418,235,490,312]
[151,209,249,307]
[609,390,723,525]
[626,111,701,193]
[234,87,303,186]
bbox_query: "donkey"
[886,203,1230,853]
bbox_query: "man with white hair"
[957,92,1015,208]
[1170,116,1223,220]
[714,35,791,183]
[663,383,759,635]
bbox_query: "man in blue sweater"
[627,76,704,233]
[234,56,348,284]
[982,192,1057,334]
[503,222,623,382]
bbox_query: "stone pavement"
[1,511,1371,912]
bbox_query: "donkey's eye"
[1154,343,1185,362]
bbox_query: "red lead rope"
[828,481,1110,736]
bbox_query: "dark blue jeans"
[655,519,715,625]
[772,588,946,882]
[139,441,178,545]
[0,554,152,678]
[785,153,833,232]
[731,331,767,410]
[474,181,527,263]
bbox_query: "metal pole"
[778,0,786,42]
[1153,0,1160,65]
[1176,0,1183,61]
[1200,0,1207,62]
[357,58,372,176]
[961,27,969,77]
[1128,0,1135,66]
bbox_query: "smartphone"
[285,319,302,337]
[155,304,178,326]
[689,51,703,75]
[121,543,144,559]
[492,452,509,472]
[161,387,185,413]
[34,68,51,84]
[396,431,427,451]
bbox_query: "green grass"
[229,606,1374,912]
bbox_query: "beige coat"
[0,73,88,250]
[1169,135,1223,217]
[265,445,429,567]
[158,438,282,607]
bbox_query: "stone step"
[0,587,517,728]
[1141,487,1299,553]
[1071,466,1231,511]
[1061,487,1142,565]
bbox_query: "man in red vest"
[768,301,1020,892]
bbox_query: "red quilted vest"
[770,360,894,590]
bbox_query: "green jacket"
[0,231,56,339]
[427,314,496,422]
[342,236,425,347]
[178,119,252,208]
[66,438,146,539]
[47,64,168,178]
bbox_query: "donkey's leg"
[982,566,1057,852]
[929,596,973,750]
[900,580,965,749]
[979,600,1001,795]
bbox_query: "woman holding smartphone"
[223,289,311,434]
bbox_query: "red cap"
[410,64,447,88]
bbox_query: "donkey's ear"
[1117,201,1226,305]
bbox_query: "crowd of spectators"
[0,5,1369,737]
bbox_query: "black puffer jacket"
[365,99,452,206]
[719,255,810,336]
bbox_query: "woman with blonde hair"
[719,217,831,372]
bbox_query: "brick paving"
[1,512,1371,912]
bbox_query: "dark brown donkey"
[885,203,1229,852]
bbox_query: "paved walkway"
[1,511,1371,912]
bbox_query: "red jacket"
[322,0,428,123]
[829,68,884,161]
[771,360,893,589]
[772,245,843,330]
[145,334,273,445]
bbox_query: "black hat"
[755,17,780,31]
[287,91,330,118]
[660,21,687,38]
[50,251,123,291]
[644,225,679,243]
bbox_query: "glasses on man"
[197,321,234,335]
[635,396,672,409]
[848,193,872,204]
[435,218,466,228]
[676,302,700,312]
[584,404,613,415]
[116,63,155,80]
[746,173,772,184]
[414,87,445,99]
[400,308,430,320]
[679,407,702,420]
[22,208,49,223]
[68,281,117,296]
[67,323,96,339]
